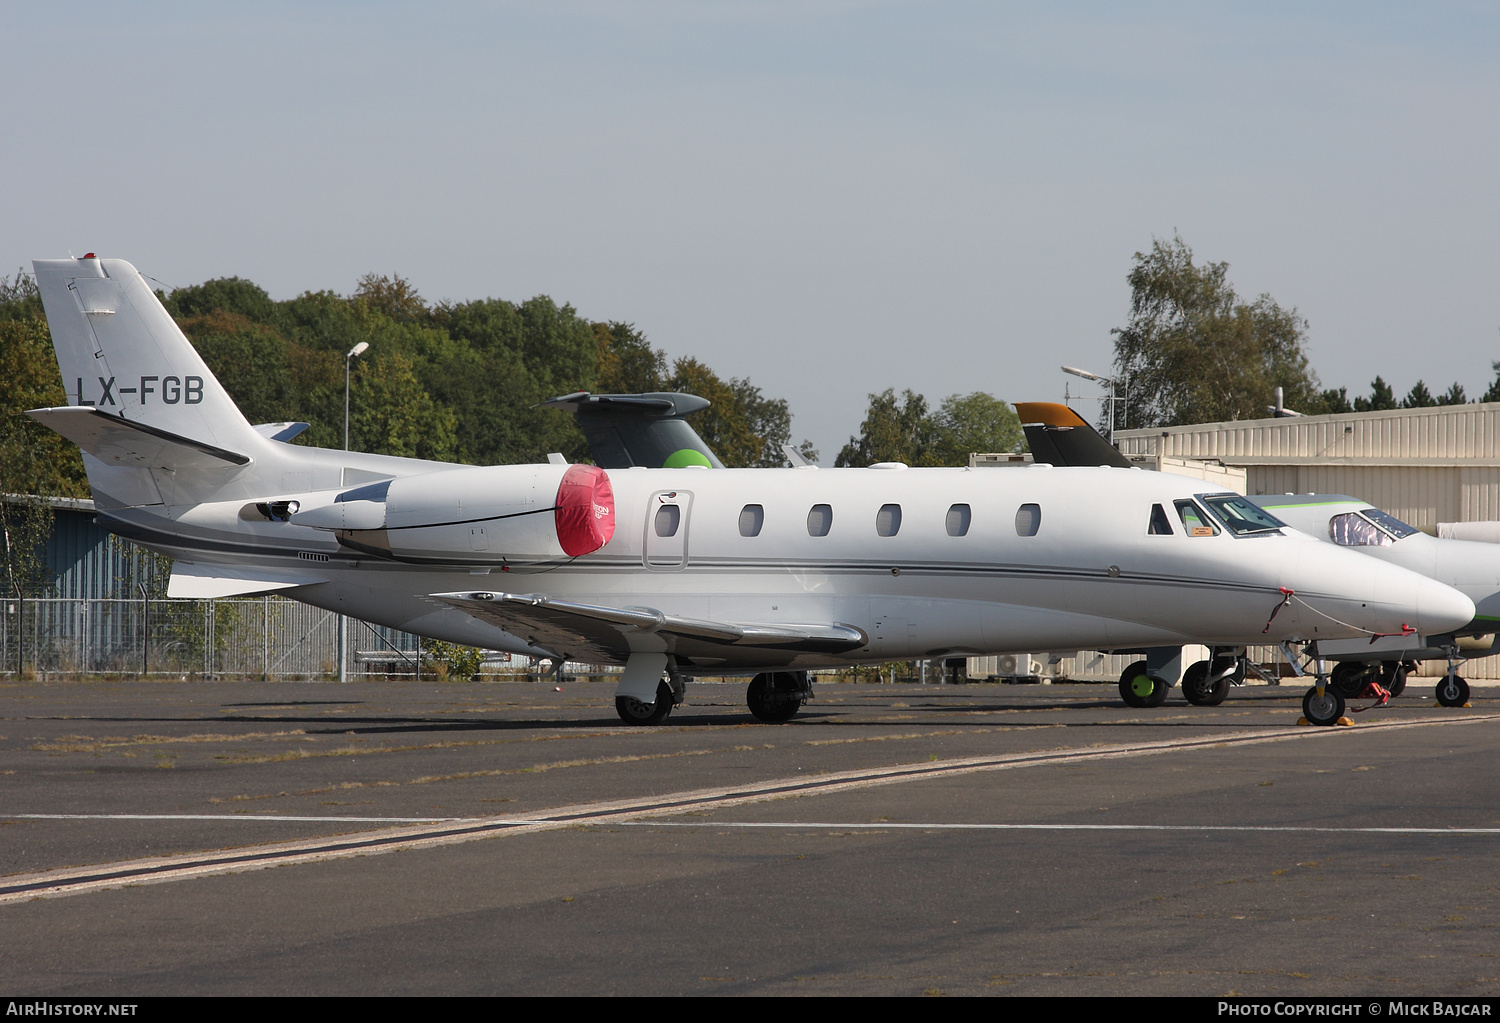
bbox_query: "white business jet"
[26,257,1475,727]
[1246,494,1500,708]
[1017,400,1499,715]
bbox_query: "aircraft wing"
[27,406,251,469]
[431,590,867,662]
[1014,402,1133,469]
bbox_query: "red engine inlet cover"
[555,464,616,557]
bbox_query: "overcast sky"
[4,2,1498,461]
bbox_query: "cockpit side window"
[1329,512,1394,547]
[1148,503,1174,535]
[1175,499,1219,536]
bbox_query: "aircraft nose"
[1280,542,1474,640]
[1410,571,1477,636]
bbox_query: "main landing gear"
[1118,660,1169,708]
[1181,654,1244,707]
[616,680,678,725]
[614,657,686,726]
[747,671,812,723]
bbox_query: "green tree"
[0,317,88,601]
[1110,235,1319,427]
[181,311,302,426]
[665,358,814,467]
[353,273,427,323]
[0,268,44,322]
[1307,387,1353,415]
[836,389,938,466]
[836,390,1020,467]
[1353,376,1398,412]
[349,352,458,461]
[594,321,665,394]
[1482,362,1500,404]
[164,276,276,323]
[928,393,1023,464]
[1401,380,1436,408]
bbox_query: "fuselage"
[105,452,1475,675]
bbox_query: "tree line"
[1108,234,1500,430]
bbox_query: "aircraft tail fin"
[31,256,263,458]
[1014,401,1134,469]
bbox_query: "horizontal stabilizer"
[167,562,326,599]
[432,590,867,662]
[27,406,251,469]
[253,422,310,443]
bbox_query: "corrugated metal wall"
[1116,404,1500,531]
[1120,403,1500,464]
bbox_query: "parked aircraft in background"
[26,256,1474,727]
[1016,401,1495,712]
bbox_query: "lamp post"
[339,342,369,683]
[1061,365,1126,444]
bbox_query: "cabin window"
[807,503,833,537]
[1148,503,1174,535]
[946,504,971,537]
[1015,503,1041,537]
[876,504,902,537]
[1329,512,1393,547]
[1175,499,1219,536]
[654,504,681,537]
[738,504,764,537]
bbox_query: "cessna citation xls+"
[25,256,1476,725]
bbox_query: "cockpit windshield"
[1198,494,1286,536]
[1328,508,1419,547]
[1362,508,1419,539]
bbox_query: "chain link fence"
[0,595,606,681]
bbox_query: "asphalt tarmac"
[2,675,1499,996]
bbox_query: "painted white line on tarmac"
[621,821,1500,835]
[6,710,1499,903]
[1,814,469,823]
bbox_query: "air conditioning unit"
[995,653,1039,677]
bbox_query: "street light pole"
[339,342,370,683]
[1061,365,1126,444]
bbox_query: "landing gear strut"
[1436,647,1470,708]
[1301,643,1346,727]
[747,671,810,722]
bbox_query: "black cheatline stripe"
[92,517,1298,599]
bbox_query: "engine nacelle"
[294,462,615,563]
